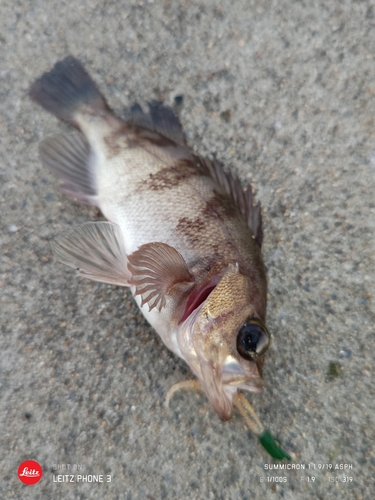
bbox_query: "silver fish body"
[30,57,270,421]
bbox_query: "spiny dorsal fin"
[128,242,194,312]
[198,156,263,248]
[131,101,186,146]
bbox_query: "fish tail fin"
[29,56,109,125]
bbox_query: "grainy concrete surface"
[1,1,374,499]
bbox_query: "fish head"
[178,263,269,421]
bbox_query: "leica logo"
[19,467,41,477]
[18,460,43,485]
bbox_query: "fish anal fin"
[40,132,98,205]
[131,101,186,146]
[199,156,263,248]
[128,242,194,312]
[53,222,131,286]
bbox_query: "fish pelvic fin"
[40,132,98,205]
[53,222,131,286]
[29,56,109,126]
[128,242,194,312]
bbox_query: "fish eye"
[236,320,270,360]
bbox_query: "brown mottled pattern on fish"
[203,190,240,220]
[176,216,206,245]
[29,56,270,424]
[145,159,205,192]
[103,128,128,158]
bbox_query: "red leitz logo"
[18,460,43,485]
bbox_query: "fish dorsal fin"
[130,101,186,146]
[198,156,263,248]
[128,242,194,312]
[53,222,131,286]
[39,132,98,205]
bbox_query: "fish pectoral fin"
[131,101,186,146]
[128,242,194,312]
[198,156,263,248]
[39,133,98,205]
[53,222,131,286]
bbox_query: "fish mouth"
[221,356,263,393]
[223,378,263,392]
[197,356,263,421]
[199,360,263,421]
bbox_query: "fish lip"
[222,377,263,393]
[221,355,245,375]
[236,381,263,393]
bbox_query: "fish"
[29,57,289,459]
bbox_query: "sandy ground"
[1,1,374,498]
